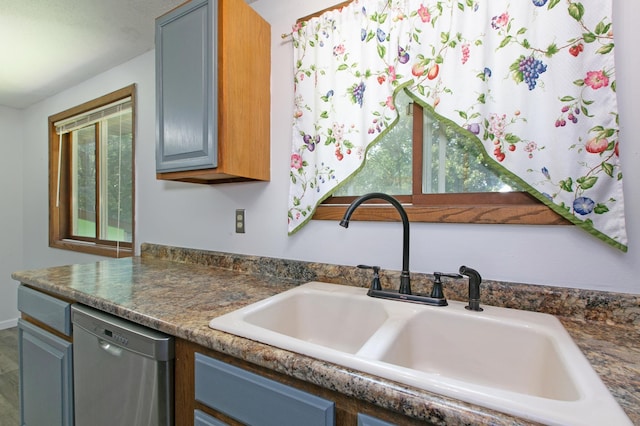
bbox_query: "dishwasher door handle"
[99,339,123,357]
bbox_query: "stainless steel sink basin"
[209,282,631,425]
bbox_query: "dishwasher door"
[72,304,174,426]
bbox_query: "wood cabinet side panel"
[218,0,271,181]
[175,338,197,425]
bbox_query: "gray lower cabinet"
[357,413,397,426]
[17,284,74,426]
[18,319,73,426]
[194,353,336,426]
[194,409,228,426]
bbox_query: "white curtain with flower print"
[288,0,626,252]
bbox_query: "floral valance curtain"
[288,0,627,252]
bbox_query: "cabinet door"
[18,319,73,426]
[195,353,335,426]
[156,0,218,173]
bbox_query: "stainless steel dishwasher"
[71,304,174,426]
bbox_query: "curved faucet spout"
[339,192,411,294]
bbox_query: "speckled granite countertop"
[11,243,640,425]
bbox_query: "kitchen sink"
[376,308,578,400]
[242,287,389,353]
[209,282,631,426]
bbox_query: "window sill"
[50,239,133,258]
[314,203,570,225]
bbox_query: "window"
[316,89,567,225]
[49,85,135,257]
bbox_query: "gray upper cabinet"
[156,0,217,174]
[155,0,271,184]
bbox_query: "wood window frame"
[315,102,569,226]
[48,85,135,258]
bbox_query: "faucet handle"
[431,272,462,299]
[357,264,382,291]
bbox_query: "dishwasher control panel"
[103,327,129,346]
[81,318,131,347]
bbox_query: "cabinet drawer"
[357,413,397,426]
[17,285,71,336]
[195,353,335,426]
[194,409,228,426]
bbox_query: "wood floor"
[0,327,19,425]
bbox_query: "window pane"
[100,112,133,243]
[422,108,513,194]
[71,126,96,238]
[49,86,135,257]
[334,91,413,196]
[334,89,515,198]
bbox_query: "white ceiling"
[0,0,197,109]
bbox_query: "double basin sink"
[208,281,631,425]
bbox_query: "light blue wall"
[7,0,639,329]
[0,106,23,327]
